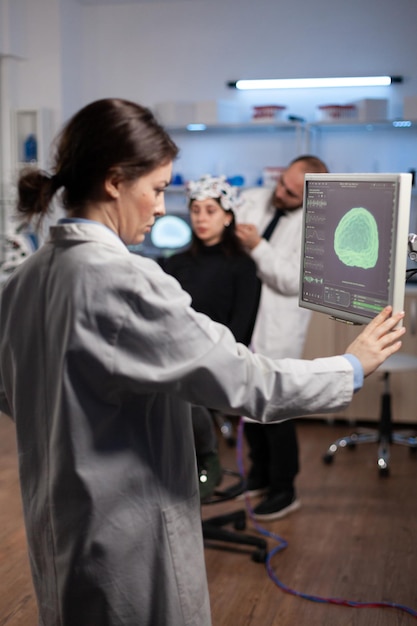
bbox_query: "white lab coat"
[237,187,311,358]
[0,222,354,626]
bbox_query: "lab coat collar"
[48,221,129,254]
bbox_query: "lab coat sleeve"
[108,263,354,423]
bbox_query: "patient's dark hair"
[17,98,179,223]
[189,201,245,257]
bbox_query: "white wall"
[2,0,417,187]
[77,0,417,121]
[59,0,85,120]
[0,0,28,58]
[3,0,417,132]
[0,0,62,187]
[10,0,61,114]
[68,0,417,189]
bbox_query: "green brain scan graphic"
[334,207,379,269]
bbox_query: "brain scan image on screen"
[334,207,379,269]
[128,213,192,259]
[300,173,412,325]
[150,215,192,249]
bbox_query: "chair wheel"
[226,436,236,448]
[379,466,390,477]
[409,447,417,455]
[347,442,357,449]
[252,548,267,563]
[323,453,334,464]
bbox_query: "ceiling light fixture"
[227,76,403,90]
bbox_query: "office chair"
[201,469,268,563]
[212,411,236,447]
[323,353,417,476]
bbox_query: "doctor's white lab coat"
[0,222,354,626]
[237,187,311,359]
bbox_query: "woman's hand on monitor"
[346,306,405,378]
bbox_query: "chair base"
[201,469,268,562]
[323,375,417,476]
[323,428,417,476]
[202,510,268,563]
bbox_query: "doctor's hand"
[346,306,405,378]
[235,223,262,250]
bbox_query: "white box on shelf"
[193,100,242,124]
[403,96,417,120]
[154,100,242,126]
[154,101,196,126]
[350,98,388,122]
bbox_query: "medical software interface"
[301,179,397,320]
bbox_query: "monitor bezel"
[299,172,412,326]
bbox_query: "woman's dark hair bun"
[17,168,55,217]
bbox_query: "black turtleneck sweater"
[163,243,260,346]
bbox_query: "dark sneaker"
[236,483,269,500]
[236,467,269,500]
[252,491,300,521]
[198,452,223,502]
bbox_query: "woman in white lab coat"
[0,98,405,626]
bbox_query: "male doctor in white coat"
[235,155,329,521]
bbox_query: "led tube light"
[227,76,403,90]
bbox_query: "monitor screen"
[299,173,412,325]
[128,213,192,260]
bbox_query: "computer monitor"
[129,212,192,260]
[299,172,412,325]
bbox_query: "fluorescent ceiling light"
[228,76,403,90]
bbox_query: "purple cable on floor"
[236,417,417,620]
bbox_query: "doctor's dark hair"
[290,154,328,174]
[16,98,179,222]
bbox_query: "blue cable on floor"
[236,417,417,620]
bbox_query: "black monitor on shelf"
[299,172,412,325]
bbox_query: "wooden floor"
[1,414,417,626]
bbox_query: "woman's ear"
[104,168,123,199]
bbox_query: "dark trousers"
[244,420,299,493]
